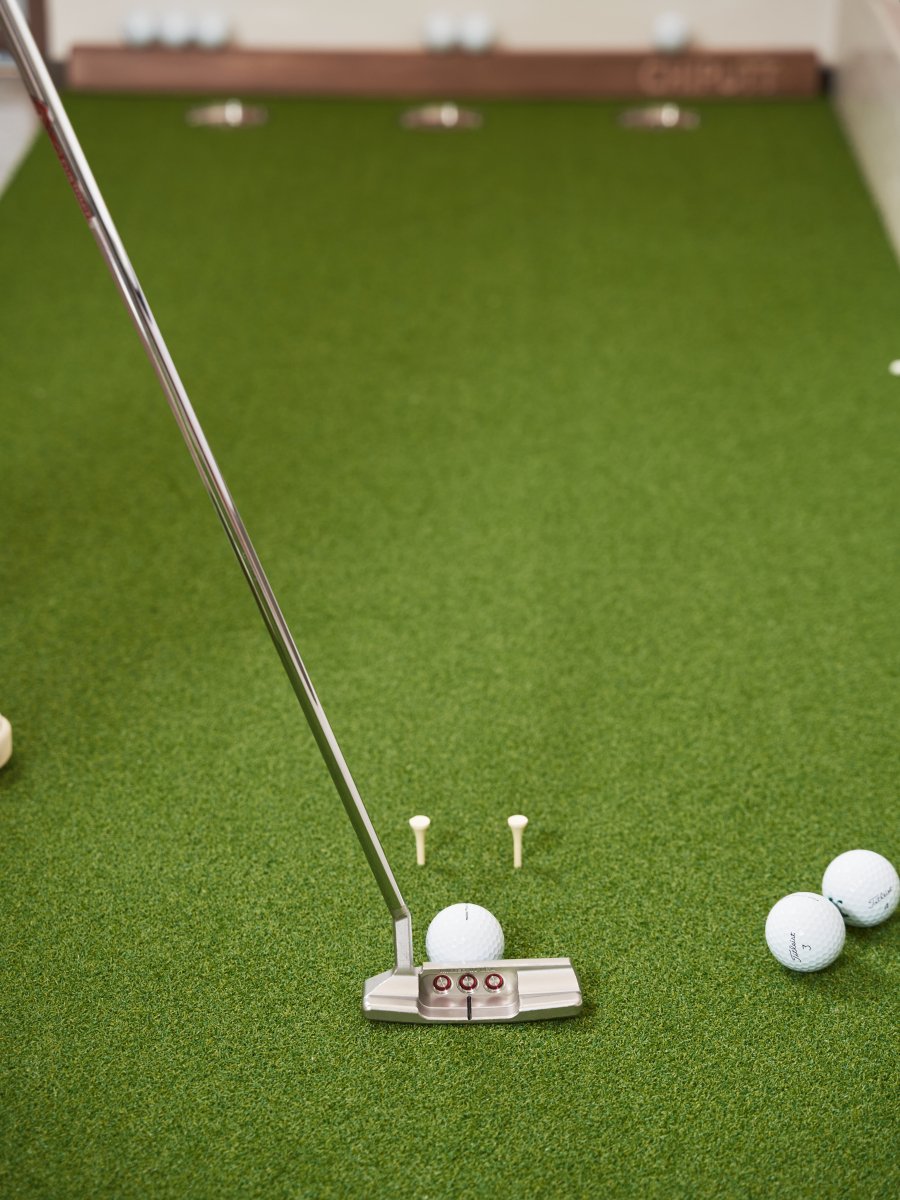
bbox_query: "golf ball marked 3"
[425,902,505,964]
[823,849,899,927]
[765,892,845,972]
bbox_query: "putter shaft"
[2,4,584,1022]
[0,0,414,972]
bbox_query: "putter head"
[363,959,582,1023]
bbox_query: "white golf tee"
[409,814,430,865]
[508,814,528,868]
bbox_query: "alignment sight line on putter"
[0,0,582,1024]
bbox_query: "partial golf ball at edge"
[823,849,899,927]
[765,892,845,972]
[425,903,504,963]
[0,714,11,768]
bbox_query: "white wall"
[834,0,900,260]
[47,1,840,62]
[0,78,38,195]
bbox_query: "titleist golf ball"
[425,903,504,963]
[765,892,845,972]
[822,849,899,927]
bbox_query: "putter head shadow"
[363,958,582,1023]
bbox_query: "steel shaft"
[0,0,414,971]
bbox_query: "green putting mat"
[1,97,899,1198]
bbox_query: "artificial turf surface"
[1,95,899,1198]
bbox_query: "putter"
[0,0,582,1023]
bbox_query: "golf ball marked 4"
[823,849,899,927]
[765,892,845,972]
[425,902,505,964]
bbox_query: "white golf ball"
[459,12,496,55]
[196,11,231,51]
[822,849,899,927]
[652,11,691,55]
[0,714,11,769]
[123,10,159,48]
[765,892,845,972]
[425,903,504,963]
[159,11,194,49]
[423,12,457,54]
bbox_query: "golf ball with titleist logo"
[425,902,504,963]
[765,892,845,972]
[822,849,899,927]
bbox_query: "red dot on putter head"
[432,974,452,992]
[484,973,504,991]
[458,973,478,992]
